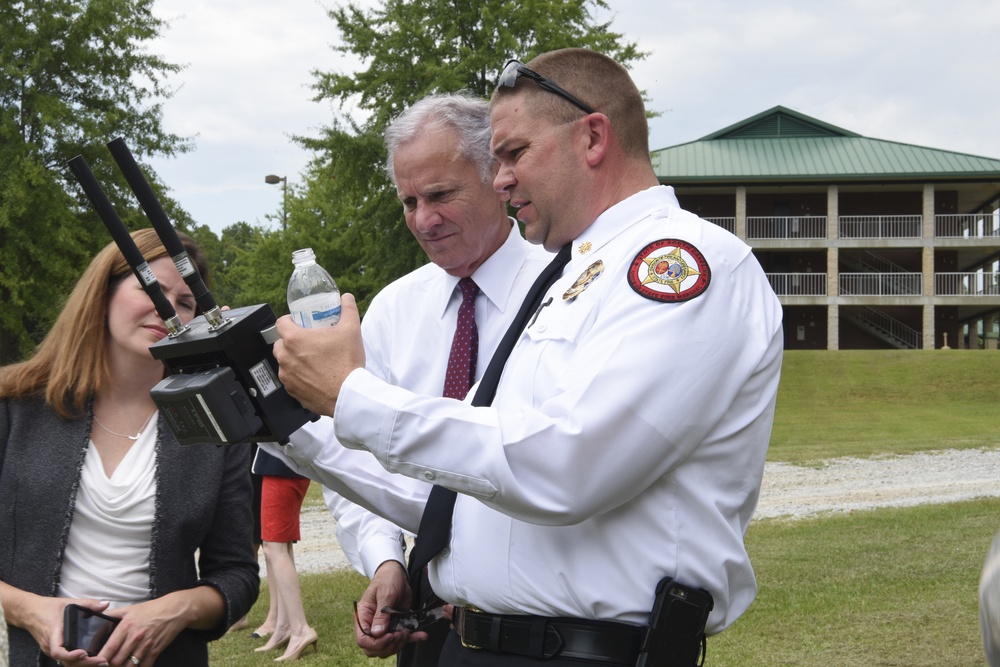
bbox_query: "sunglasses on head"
[497,59,595,115]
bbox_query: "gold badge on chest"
[563,260,604,301]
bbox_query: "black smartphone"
[62,603,120,656]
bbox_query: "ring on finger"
[130,656,141,666]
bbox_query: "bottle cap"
[292,248,316,265]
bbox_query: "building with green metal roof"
[652,106,1000,350]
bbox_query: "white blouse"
[58,420,158,608]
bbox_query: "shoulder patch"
[628,239,711,303]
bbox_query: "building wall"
[935,249,959,272]
[936,190,959,213]
[840,248,923,272]
[935,305,962,349]
[839,191,922,215]
[676,189,960,218]
[746,193,828,216]
[782,306,827,349]
[677,193,736,218]
[756,249,826,273]
[673,185,1000,350]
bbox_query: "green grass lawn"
[770,350,1000,463]
[212,569,377,666]
[211,350,1000,666]
[715,499,999,667]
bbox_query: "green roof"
[651,106,1000,183]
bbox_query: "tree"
[291,0,644,312]
[0,0,189,363]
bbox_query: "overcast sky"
[144,0,1000,235]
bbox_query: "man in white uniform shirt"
[273,49,782,667]
[261,93,556,663]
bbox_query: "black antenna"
[67,154,189,337]
[106,137,228,330]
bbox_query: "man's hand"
[273,293,366,416]
[354,560,427,658]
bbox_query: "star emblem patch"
[628,239,711,303]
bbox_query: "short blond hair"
[491,48,650,159]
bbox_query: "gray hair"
[384,92,494,187]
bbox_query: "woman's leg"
[273,541,318,661]
[251,542,277,638]
[256,540,293,651]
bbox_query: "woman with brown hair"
[0,229,258,667]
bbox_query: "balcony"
[935,272,1000,296]
[839,215,922,239]
[705,213,1000,241]
[935,213,1000,238]
[840,273,922,296]
[767,273,827,296]
[747,216,827,240]
[842,307,922,350]
[767,272,1000,299]
[704,217,735,234]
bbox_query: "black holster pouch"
[636,577,714,667]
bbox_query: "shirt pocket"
[517,295,599,402]
[524,292,596,346]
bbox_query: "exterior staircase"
[841,306,921,349]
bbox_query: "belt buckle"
[459,606,483,650]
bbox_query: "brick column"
[923,183,935,239]
[827,246,838,350]
[828,303,839,350]
[923,245,935,350]
[922,185,936,349]
[736,187,747,240]
[923,304,935,349]
[826,185,839,350]
[827,185,839,240]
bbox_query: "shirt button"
[441,547,450,557]
[536,325,547,333]
[423,470,436,481]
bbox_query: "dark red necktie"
[408,245,571,581]
[442,277,479,400]
[404,277,480,615]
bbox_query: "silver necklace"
[93,410,157,441]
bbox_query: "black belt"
[454,607,644,664]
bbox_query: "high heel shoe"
[254,634,290,653]
[274,629,318,662]
[249,630,271,640]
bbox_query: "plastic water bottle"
[287,248,341,328]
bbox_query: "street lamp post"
[264,174,287,229]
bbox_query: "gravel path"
[281,447,1000,575]
[757,447,1000,519]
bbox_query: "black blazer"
[0,397,259,667]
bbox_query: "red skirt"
[260,475,311,542]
